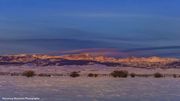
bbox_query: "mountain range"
[0,53,179,68]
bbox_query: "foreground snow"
[0,76,180,101]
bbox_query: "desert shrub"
[22,70,35,77]
[88,73,98,77]
[88,73,94,77]
[38,73,51,77]
[130,73,136,78]
[173,74,177,78]
[111,70,128,78]
[94,74,98,77]
[154,72,163,78]
[70,71,80,78]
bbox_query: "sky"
[0,0,180,57]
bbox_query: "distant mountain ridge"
[0,53,179,68]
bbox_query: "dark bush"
[88,73,98,77]
[38,73,51,77]
[22,70,35,77]
[94,74,98,77]
[70,71,80,78]
[111,70,128,78]
[173,74,177,78]
[154,72,163,78]
[130,73,136,78]
[88,73,94,77]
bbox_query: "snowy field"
[0,76,180,101]
[1,65,180,75]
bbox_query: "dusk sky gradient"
[0,0,180,57]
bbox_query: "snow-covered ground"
[0,76,180,101]
[0,65,180,75]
